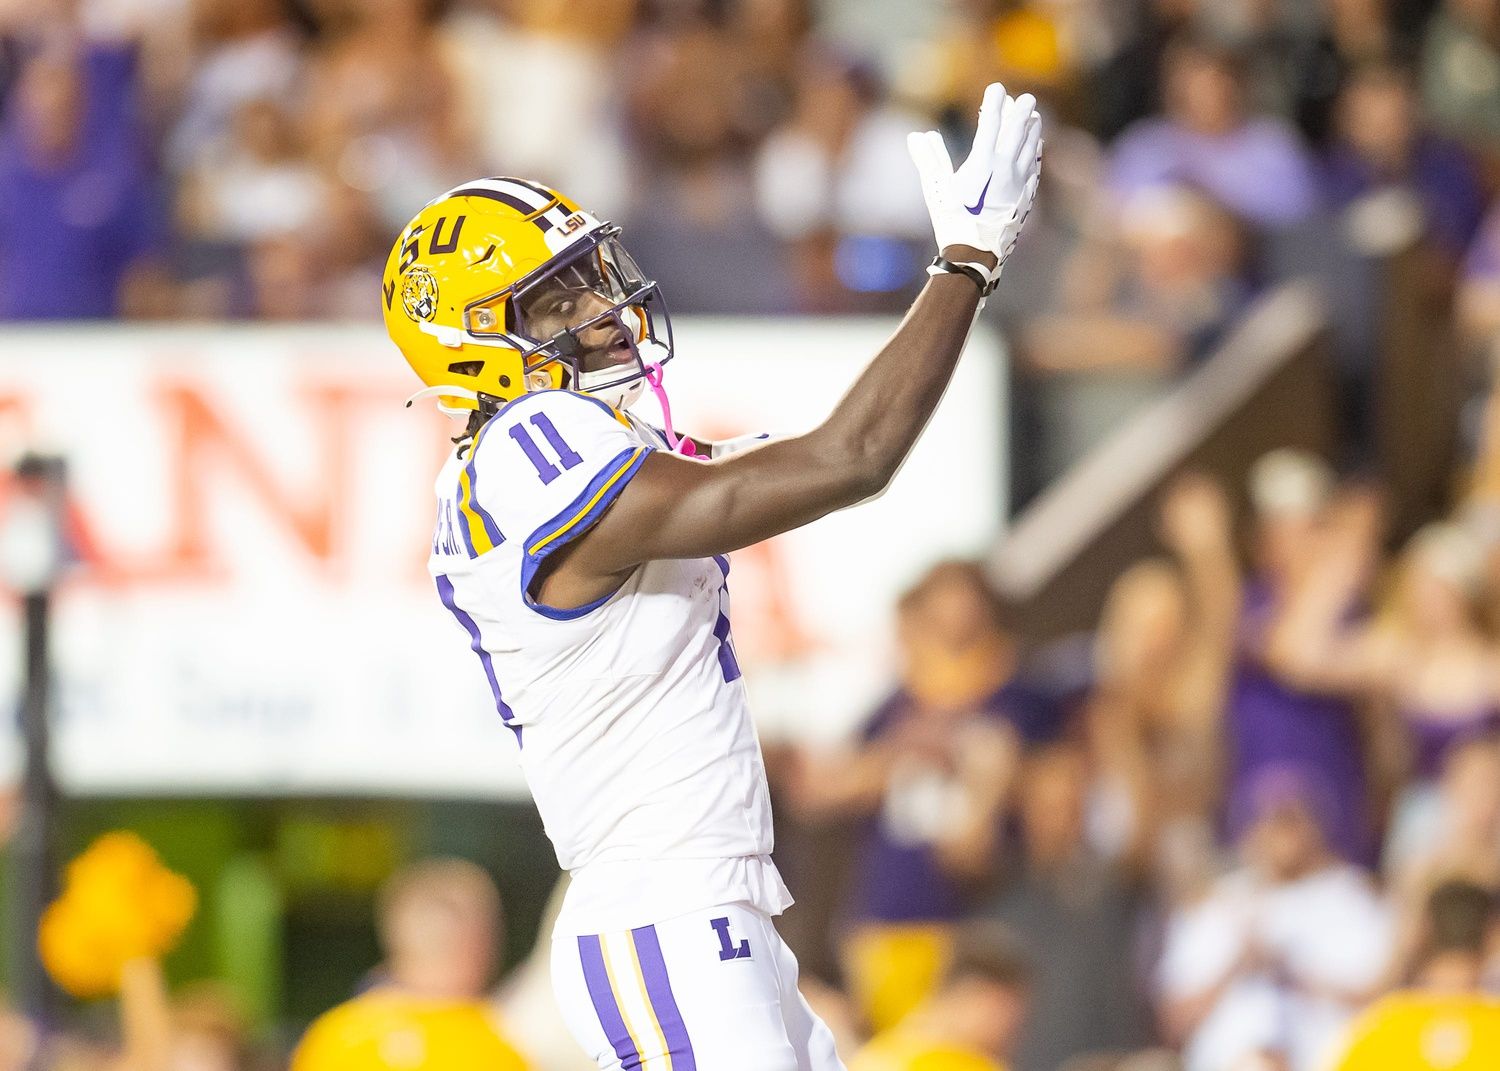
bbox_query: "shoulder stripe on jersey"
[459,421,505,556]
[454,490,477,558]
[434,575,518,736]
[528,446,648,557]
[578,935,643,1070]
[520,445,653,621]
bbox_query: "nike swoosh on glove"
[908,83,1043,270]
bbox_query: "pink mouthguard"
[643,363,699,457]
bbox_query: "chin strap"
[405,384,482,417]
[643,363,699,457]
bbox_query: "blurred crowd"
[766,441,1500,1071]
[9,0,1500,1069]
[16,447,1500,1071]
[6,0,1500,479]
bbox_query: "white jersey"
[427,388,791,936]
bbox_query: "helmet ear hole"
[447,360,484,376]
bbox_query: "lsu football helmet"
[382,177,674,416]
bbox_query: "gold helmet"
[381,177,674,415]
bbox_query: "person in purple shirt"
[786,560,1059,1032]
[0,41,163,320]
[1224,450,1379,866]
[1108,35,1321,228]
[1321,60,1486,257]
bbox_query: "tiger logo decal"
[401,266,440,322]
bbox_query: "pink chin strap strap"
[643,362,700,457]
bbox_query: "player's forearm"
[565,84,1038,570]
[808,250,993,500]
[582,265,995,564]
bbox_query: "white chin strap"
[405,383,482,417]
[580,374,647,411]
[576,336,669,411]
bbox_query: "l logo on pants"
[711,917,751,961]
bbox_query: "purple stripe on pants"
[578,934,641,1070]
[631,925,697,1071]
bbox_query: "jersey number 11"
[509,414,583,485]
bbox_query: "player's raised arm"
[571,85,1041,571]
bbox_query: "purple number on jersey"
[510,413,584,484]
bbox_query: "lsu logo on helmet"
[401,266,439,322]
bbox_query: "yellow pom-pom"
[39,898,118,1000]
[38,832,197,999]
[992,9,1063,81]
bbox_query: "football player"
[381,84,1041,1071]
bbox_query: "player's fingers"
[994,92,1037,159]
[906,130,932,181]
[966,82,1007,168]
[907,129,952,181]
[1016,112,1043,174]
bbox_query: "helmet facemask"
[497,226,675,412]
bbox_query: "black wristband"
[928,256,998,296]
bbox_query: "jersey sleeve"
[468,390,653,612]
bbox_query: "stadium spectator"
[1155,766,1395,1071]
[1330,880,1500,1069]
[1272,0,1401,147]
[1224,450,1379,864]
[1107,35,1321,228]
[1024,184,1252,374]
[1458,202,1500,352]
[163,0,302,177]
[299,0,472,233]
[752,53,930,310]
[291,858,529,1071]
[789,561,1048,1032]
[1419,0,1500,163]
[615,7,793,313]
[1375,525,1494,789]
[1387,736,1500,975]
[0,1002,34,1071]
[0,40,164,319]
[176,97,326,245]
[896,0,1074,129]
[1259,519,1500,858]
[1321,60,1487,257]
[436,0,633,218]
[161,984,253,1071]
[975,742,1155,1071]
[1083,474,1240,863]
[310,186,389,320]
[848,922,1031,1071]
[1018,184,1252,475]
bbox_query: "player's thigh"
[759,916,848,1071]
[552,934,629,1070]
[552,905,801,1071]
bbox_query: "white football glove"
[908,83,1043,282]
